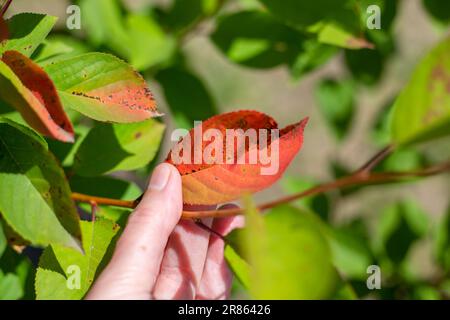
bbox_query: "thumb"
[86,163,183,300]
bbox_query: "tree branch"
[71,158,450,219]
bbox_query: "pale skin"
[86,163,243,300]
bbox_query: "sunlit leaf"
[166,110,308,205]
[44,53,161,122]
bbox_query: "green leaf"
[317,22,373,49]
[73,119,164,176]
[381,149,424,172]
[78,0,129,56]
[257,0,352,29]
[125,14,176,71]
[434,208,450,271]
[422,0,450,24]
[78,0,174,70]
[0,246,35,299]
[345,47,385,85]
[32,35,91,65]
[0,13,57,57]
[156,67,217,128]
[235,200,338,299]
[327,224,373,280]
[0,220,5,258]
[43,53,160,122]
[315,78,355,140]
[0,119,81,250]
[390,37,450,145]
[163,0,204,32]
[290,40,337,80]
[412,285,441,300]
[36,219,120,300]
[375,202,429,265]
[332,281,358,300]
[46,124,90,167]
[224,244,251,289]
[211,11,306,69]
[34,269,80,300]
[0,270,23,300]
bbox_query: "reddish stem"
[0,0,12,17]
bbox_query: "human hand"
[86,163,243,300]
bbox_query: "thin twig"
[354,144,395,175]
[194,219,227,243]
[90,201,98,222]
[71,158,450,219]
[0,0,12,17]
[72,193,137,209]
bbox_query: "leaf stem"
[354,144,395,176]
[0,0,12,17]
[71,158,450,219]
[71,193,137,209]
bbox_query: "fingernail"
[148,164,171,191]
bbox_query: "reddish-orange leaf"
[166,110,309,205]
[0,16,8,42]
[0,50,74,142]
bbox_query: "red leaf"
[0,50,74,142]
[0,16,8,42]
[166,110,308,205]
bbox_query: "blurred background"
[3,0,449,299]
